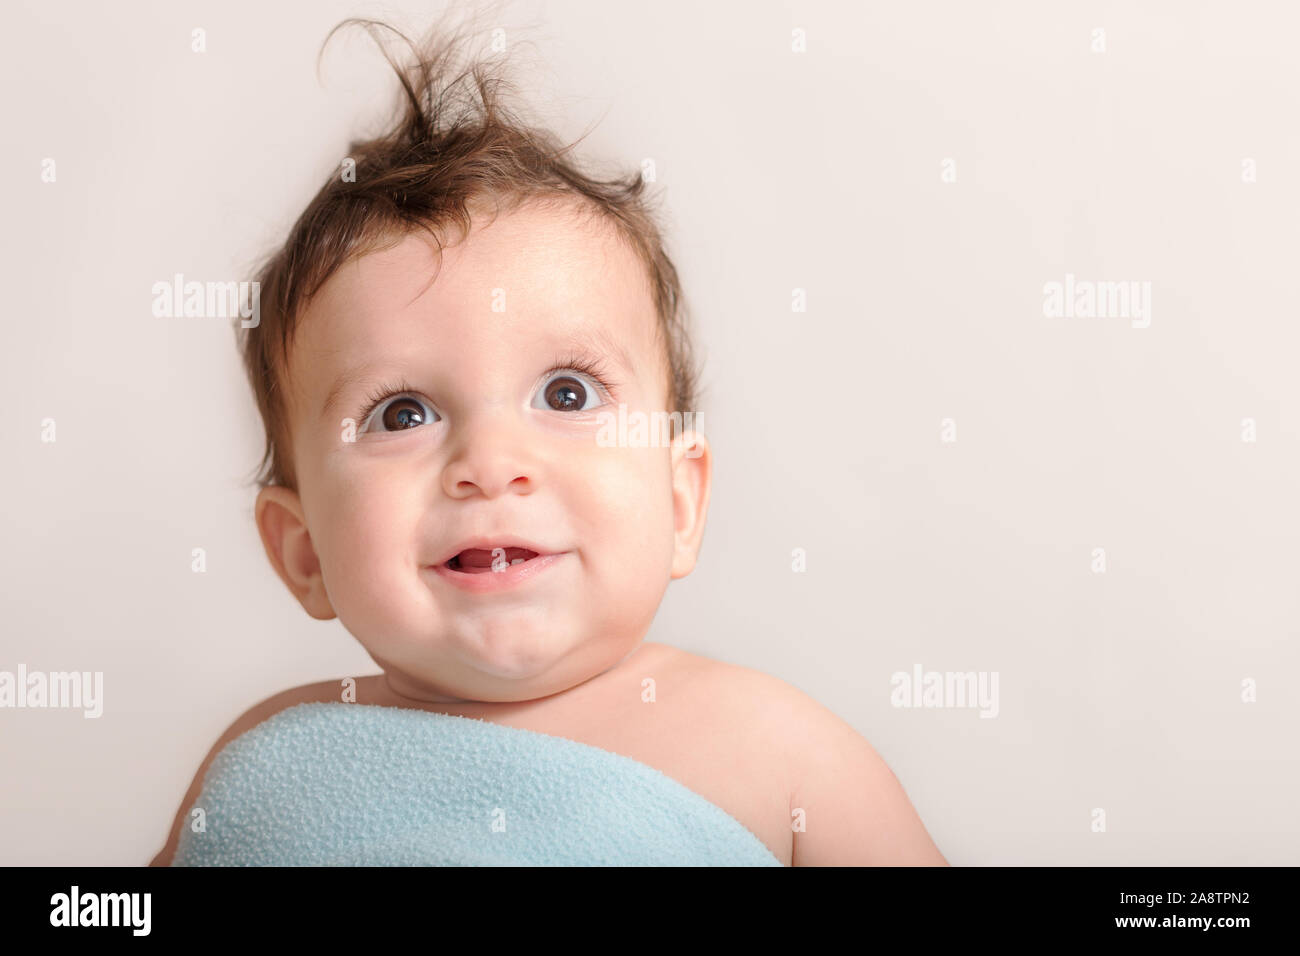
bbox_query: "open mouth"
[445,547,541,574]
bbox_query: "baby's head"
[239,21,709,703]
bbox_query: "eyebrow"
[319,325,638,420]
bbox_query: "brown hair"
[239,16,700,491]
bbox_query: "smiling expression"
[255,200,710,703]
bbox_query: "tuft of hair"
[238,14,700,491]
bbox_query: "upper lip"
[432,537,557,567]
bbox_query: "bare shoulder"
[648,643,835,737]
[648,643,803,717]
[640,645,809,805]
[780,685,948,866]
[147,678,353,867]
[653,646,949,866]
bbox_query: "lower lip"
[429,552,568,593]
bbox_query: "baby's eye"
[361,394,439,433]
[531,371,607,412]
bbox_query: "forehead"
[287,202,662,412]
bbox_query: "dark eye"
[363,395,437,433]
[532,372,605,412]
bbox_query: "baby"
[151,18,946,867]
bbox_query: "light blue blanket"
[171,701,782,866]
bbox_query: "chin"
[450,616,582,683]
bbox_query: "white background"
[1,0,1297,864]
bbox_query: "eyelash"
[549,352,620,399]
[354,353,619,426]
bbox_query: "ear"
[254,485,337,620]
[669,428,712,579]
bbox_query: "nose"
[440,410,536,499]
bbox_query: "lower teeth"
[447,555,533,572]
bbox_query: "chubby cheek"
[566,441,677,620]
[296,431,680,656]
[305,461,433,646]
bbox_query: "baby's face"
[259,201,709,702]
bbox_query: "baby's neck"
[375,642,652,712]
